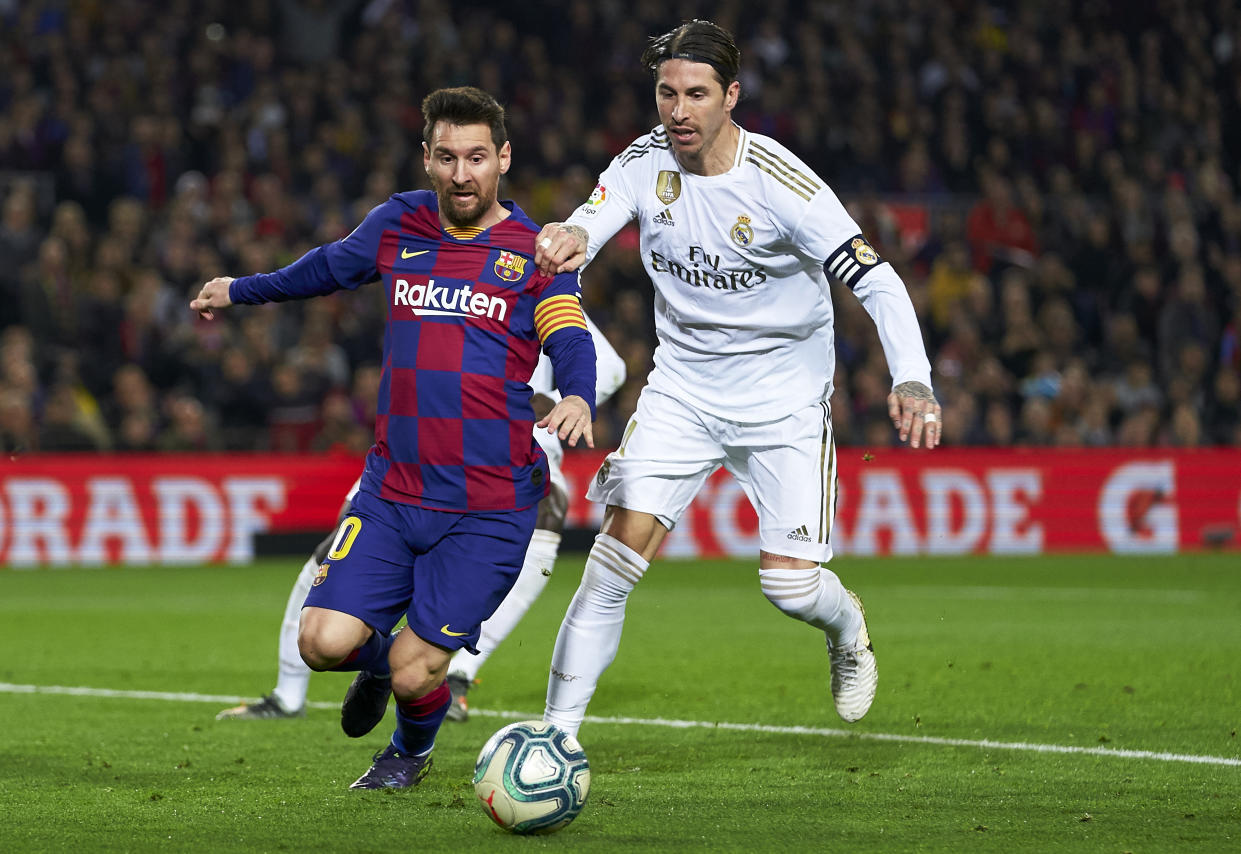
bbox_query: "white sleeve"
[563,157,638,265]
[791,186,933,391]
[851,264,933,389]
[529,353,554,397]
[530,311,627,406]
[585,312,626,405]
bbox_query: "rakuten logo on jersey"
[393,278,508,322]
[649,246,768,291]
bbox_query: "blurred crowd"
[1,0,1239,457]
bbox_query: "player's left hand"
[191,277,235,320]
[538,394,593,448]
[888,381,941,449]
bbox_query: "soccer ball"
[472,719,590,834]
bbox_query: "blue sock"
[391,680,451,756]
[326,629,392,676]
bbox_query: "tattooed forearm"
[563,224,589,247]
[893,381,934,401]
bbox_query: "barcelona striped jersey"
[229,190,595,512]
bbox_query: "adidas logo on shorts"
[652,208,675,227]
[786,525,812,542]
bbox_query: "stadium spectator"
[0,387,37,454]
[1,0,1239,451]
[39,382,104,451]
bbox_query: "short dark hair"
[640,19,741,88]
[421,86,508,151]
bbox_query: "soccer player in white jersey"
[534,19,941,736]
[217,313,626,722]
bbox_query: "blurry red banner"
[1,448,1238,566]
[0,454,361,566]
[559,447,1241,558]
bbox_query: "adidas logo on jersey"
[786,525,812,542]
[652,208,675,227]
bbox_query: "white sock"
[758,566,861,648]
[448,529,561,683]
[544,533,647,736]
[270,554,316,712]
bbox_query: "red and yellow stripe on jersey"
[534,294,588,343]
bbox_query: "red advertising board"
[1,448,1238,565]
[0,454,360,566]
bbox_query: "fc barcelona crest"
[313,562,329,586]
[494,250,528,282]
[656,170,682,205]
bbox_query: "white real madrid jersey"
[566,124,932,422]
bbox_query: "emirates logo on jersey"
[648,246,769,291]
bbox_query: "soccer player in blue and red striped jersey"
[191,87,596,790]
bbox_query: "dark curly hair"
[640,19,741,88]
[421,86,508,151]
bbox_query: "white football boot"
[828,590,877,722]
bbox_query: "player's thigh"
[301,490,422,635]
[405,504,538,655]
[587,387,723,529]
[725,401,837,563]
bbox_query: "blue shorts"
[302,489,537,653]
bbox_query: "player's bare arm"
[537,394,593,449]
[888,381,941,450]
[190,277,235,320]
[534,223,588,276]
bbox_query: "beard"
[433,178,497,229]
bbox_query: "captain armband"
[534,294,588,343]
[825,234,883,290]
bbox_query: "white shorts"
[533,426,567,496]
[586,388,839,562]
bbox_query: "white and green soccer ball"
[473,719,591,834]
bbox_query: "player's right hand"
[534,223,587,276]
[190,277,235,320]
[538,394,593,449]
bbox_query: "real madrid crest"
[655,171,682,205]
[850,237,879,265]
[730,215,755,247]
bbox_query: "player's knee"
[390,658,447,702]
[759,568,822,622]
[535,484,569,533]
[298,636,347,671]
[297,611,365,670]
[579,550,641,604]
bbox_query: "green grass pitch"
[1,553,1238,852]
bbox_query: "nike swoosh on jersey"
[440,624,468,637]
[402,248,429,259]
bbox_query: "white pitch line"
[888,585,1208,603]
[2,683,1237,768]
